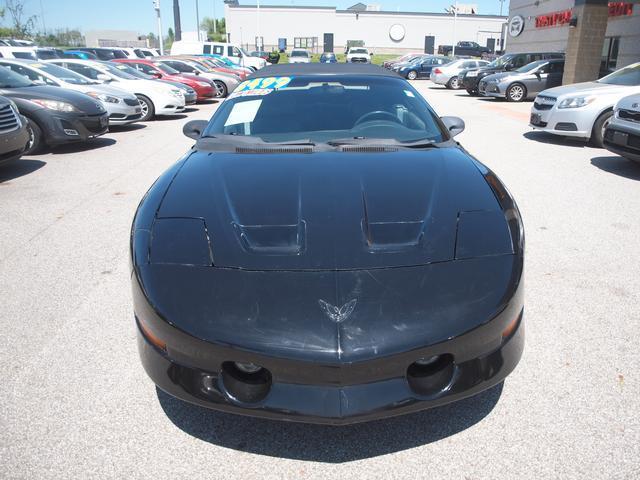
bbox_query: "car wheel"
[590,110,614,148]
[24,117,43,155]
[407,70,418,80]
[213,80,228,98]
[136,94,155,121]
[466,88,478,96]
[447,76,460,89]
[506,83,527,102]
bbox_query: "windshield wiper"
[326,137,441,148]
[200,134,316,146]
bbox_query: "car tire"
[590,110,614,148]
[213,80,228,98]
[506,83,527,102]
[136,94,155,121]
[407,70,418,80]
[466,88,478,96]
[24,117,43,155]
[447,76,460,89]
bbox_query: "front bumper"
[430,73,451,85]
[479,80,504,98]
[155,99,186,116]
[529,104,592,139]
[106,101,142,126]
[0,117,29,165]
[461,74,482,91]
[133,265,524,425]
[37,110,109,145]
[604,119,640,162]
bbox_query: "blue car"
[320,52,337,63]
[63,50,98,60]
[394,56,450,80]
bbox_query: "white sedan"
[530,62,640,147]
[431,59,490,89]
[45,59,185,121]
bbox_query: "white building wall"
[225,5,506,53]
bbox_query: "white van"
[0,46,36,60]
[170,40,265,70]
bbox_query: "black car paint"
[0,85,109,148]
[0,96,29,165]
[461,52,565,93]
[131,66,524,424]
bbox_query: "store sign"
[508,15,525,37]
[535,10,572,28]
[608,2,634,17]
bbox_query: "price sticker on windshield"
[235,76,293,93]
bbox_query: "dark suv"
[73,48,127,61]
[460,52,564,95]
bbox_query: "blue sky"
[12,1,509,36]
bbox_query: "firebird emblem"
[318,299,357,323]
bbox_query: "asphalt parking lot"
[1,82,639,479]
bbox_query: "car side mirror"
[183,120,208,140]
[441,116,465,137]
[504,63,513,71]
[96,73,111,82]
[152,72,162,79]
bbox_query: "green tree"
[4,0,37,38]
[201,16,226,42]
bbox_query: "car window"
[598,63,640,86]
[0,65,34,87]
[548,62,564,74]
[478,61,489,67]
[213,45,224,55]
[133,62,158,75]
[1,63,54,84]
[12,51,36,60]
[462,61,476,68]
[62,62,102,80]
[205,75,446,144]
[512,55,527,68]
[133,49,145,58]
[203,45,211,54]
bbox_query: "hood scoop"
[340,145,399,153]
[233,221,306,255]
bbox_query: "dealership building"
[224,1,507,54]
[505,0,639,82]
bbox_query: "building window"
[294,37,318,51]
[601,37,620,76]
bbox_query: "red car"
[111,59,216,102]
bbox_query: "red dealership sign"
[535,10,572,28]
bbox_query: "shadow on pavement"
[0,159,46,183]
[523,131,589,148]
[183,107,199,113]
[108,123,147,133]
[153,114,188,121]
[591,155,640,181]
[49,137,116,154]
[157,382,503,463]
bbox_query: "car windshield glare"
[488,55,512,68]
[154,62,179,74]
[37,63,93,84]
[0,65,34,87]
[598,63,640,86]
[204,75,446,144]
[103,63,138,79]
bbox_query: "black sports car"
[131,64,524,425]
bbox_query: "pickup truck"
[438,41,491,57]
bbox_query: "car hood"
[540,81,639,98]
[616,93,640,111]
[0,85,106,114]
[484,72,525,82]
[149,148,512,271]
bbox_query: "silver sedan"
[479,59,565,102]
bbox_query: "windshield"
[487,54,513,68]
[36,50,59,60]
[515,60,546,73]
[291,50,309,57]
[239,48,250,57]
[186,61,208,72]
[0,65,34,87]
[104,63,139,79]
[598,63,640,86]
[154,62,179,74]
[350,48,367,54]
[204,75,446,144]
[36,63,95,85]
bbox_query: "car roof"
[249,63,400,78]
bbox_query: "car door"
[546,61,565,90]
[523,62,549,98]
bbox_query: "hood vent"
[340,145,398,153]
[235,146,314,154]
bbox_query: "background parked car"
[289,49,311,64]
[395,56,450,80]
[383,52,422,69]
[319,52,337,63]
[479,59,565,102]
[0,95,29,167]
[34,48,63,60]
[346,47,371,63]
[461,52,564,95]
[62,50,98,60]
[530,62,640,147]
[438,41,491,57]
[0,66,109,154]
[72,48,127,60]
[0,46,36,60]
[603,94,640,163]
[112,59,215,102]
[0,59,142,126]
[431,58,490,89]
[46,59,185,121]
[155,57,239,97]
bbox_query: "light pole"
[452,1,458,57]
[153,0,164,55]
[499,0,505,16]
[256,0,261,50]
[212,0,217,34]
[195,0,201,41]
